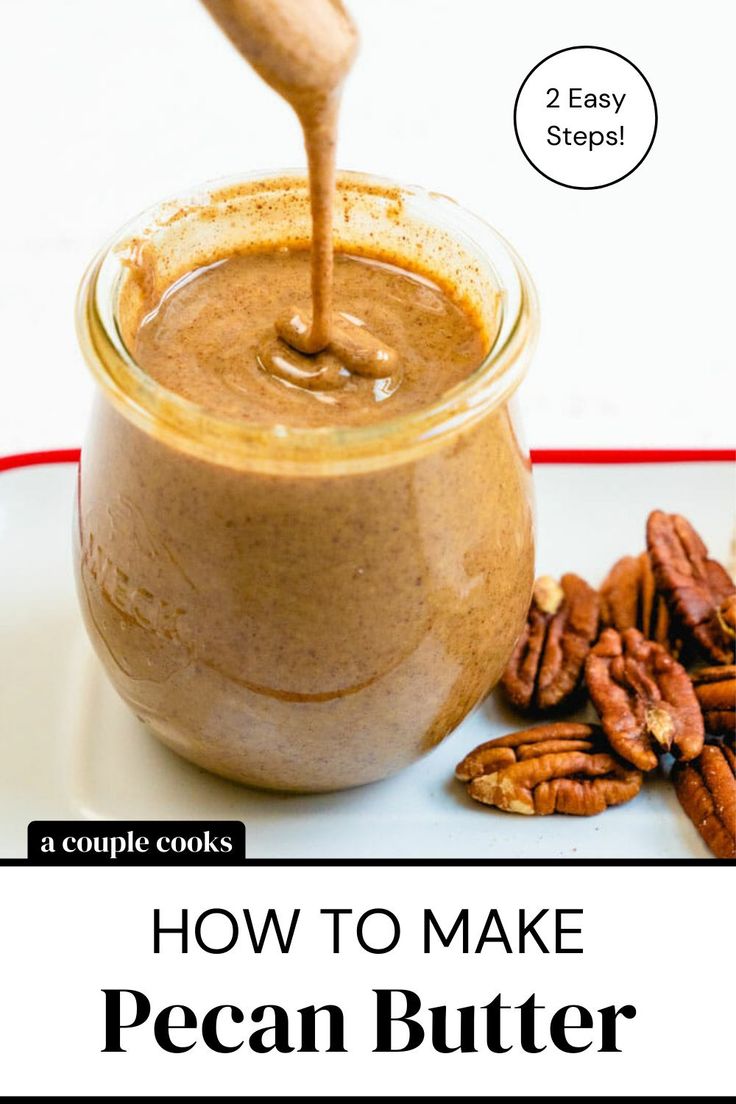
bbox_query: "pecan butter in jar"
[74,172,538,792]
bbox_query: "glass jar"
[75,171,538,792]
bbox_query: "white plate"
[1,458,733,859]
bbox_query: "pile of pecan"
[456,510,736,858]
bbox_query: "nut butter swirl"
[201,0,400,398]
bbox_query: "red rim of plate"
[0,447,734,474]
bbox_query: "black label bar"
[27,821,246,865]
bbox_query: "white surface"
[1,0,735,455]
[2,458,733,859]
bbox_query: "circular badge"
[514,46,657,189]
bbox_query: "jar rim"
[76,170,539,473]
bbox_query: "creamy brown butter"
[133,249,487,427]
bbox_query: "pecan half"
[501,574,600,711]
[647,511,735,664]
[455,722,642,816]
[585,627,704,771]
[673,744,736,858]
[600,551,680,654]
[690,666,736,739]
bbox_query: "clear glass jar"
[75,171,538,792]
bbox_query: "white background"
[0,0,734,455]
[0,7,733,1096]
[0,865,731,1096]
